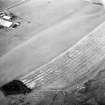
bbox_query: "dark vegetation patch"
[0,80,32,96]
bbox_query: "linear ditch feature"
[0,80,32,96]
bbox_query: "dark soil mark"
[0,80,32,96]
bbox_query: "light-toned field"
[0,0,105,87]
[0,0,84,56]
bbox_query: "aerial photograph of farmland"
[0,0,105,105]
